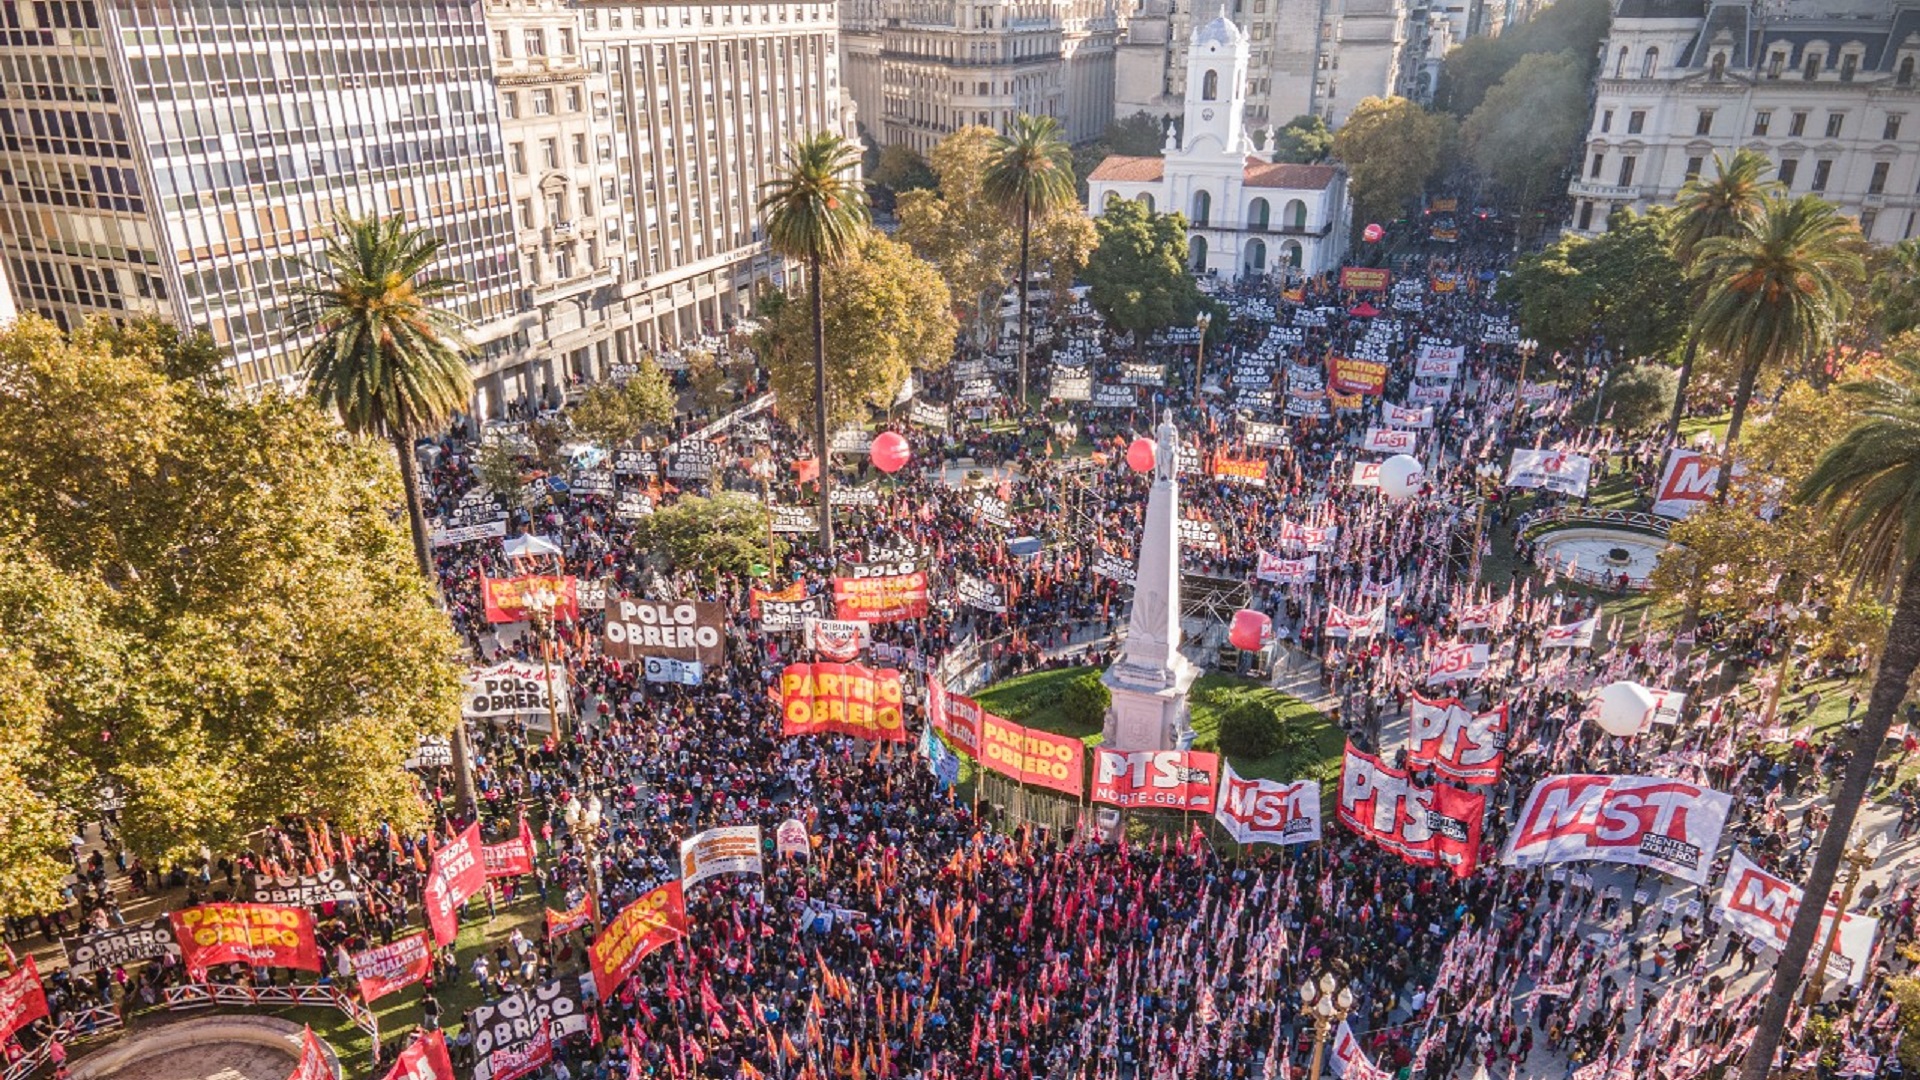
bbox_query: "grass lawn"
[972,667,1342,786]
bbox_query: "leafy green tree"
[567,359,675,449]
[760,133,870,552]
[641,492,788,581]
[473,438,528,498]
[1870,237,1920,338]
[873,144,936,193]
[1060,672,1112,729]
[1667,150,1778,440]
[1332,97,1453,235]
[898,127,1021,344]
[686,350,733,417]
[1270,114,1333,163]
[985,114,1079,407]
[1693,196,1864,495]
[1461,52,1589,232]
[1579,361,1674,432]
[1499,210,1684,362]
[1105,111,1167,156]
[0,316,465,874]
[765,233,956,439]
[1435,0,1610,116]
[1498,237,1594,355]
[1740,351,1920,1080]
[83,316,227,385]
[1083,196,1205,336]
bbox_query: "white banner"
[803,618,870,661]
[1213,762,1321,846]
[1051,371,1092,401]
[1179,518,1223,551]
[1715,851,1878,986]
[643,657,704,685]
[1256,552,1316,583]
[1424,642,1489,684]
[1361,428,1417,454]
[1329,1020,1391,1080]
[1652,449,1736,519]
[1090,551,1137,586]
[1504,774,1732,885]
[1324,602,1385,640]
[1278,519,1337,552]
[679,825,764,888]
[461,662,570,719]
[1506,449,1592,497]
[1383,403,1433,429]
[1349,461,1380,488]
[1541,616,1596,649]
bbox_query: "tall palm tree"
[1691,195,1864,496]
[292,212,480,816]
[1739,353,1920,1080]
[759,133,869,552]
[983,114,1077,409]
[1869,236,1920,338]
[1664,150,1776,443]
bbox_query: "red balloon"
[1363,223,1385,243]
[1126,437,1157,474]
[1230,609,1272,651]
[869,431,911,473]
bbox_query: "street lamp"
[1194,312,1214,394]
[1804,833,1883,1005]
[1299,967,1355,1080]
[1470,460,1504,586]
[562,792,604,927]
[522,582,565,741]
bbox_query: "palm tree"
[1664,150,1776,443]
[292,212,479,815]
[1869,236,1920,338]
[1691,195,1864,496]
[983,114,1077,409]
[759,133,869,552]
[1739,353,1920,1080]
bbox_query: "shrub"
[1060,672,1111,730]
[1217,698,1284,759]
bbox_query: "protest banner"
[0,958,47,1043]
[955,573,1008,613]
[759,595,828,632]
[352,931,433,1002]
[545,894,597,939]
[1330,357,1388,395]
[423,822,487,946]
[589,882,687,997]
[483,817,537,879]
[1121,362,1164,385]
[1091,749,1219,811]
[1051,371,1092,401]
[1090,551,1137,585]
[1454,597,1508,631]
[972,492,1014,529]
[1208,453,1269,486]
[978,714,1084,798]
[908,400,948,428]
[832,572,930,622]
[829,485,882,508]
[602,599,727,666]
[462,662,569,720]
[1349,461,1380,488]
[1360,427,1416,454]
[63,917,181,975]
[1503,774,1732,885]
[1179,518,1223,551]
[431,488,508,547]
[1329,1019,1391,1079]
[1384,403,1433,429]
[1243,421,1288,448]
[1505,449,1592,496]
[1324,602,1385,639]
[1715,851,1878,985]
[1213,763,1321,846]
[480,574,578,623]
[643,657,703,685]
[1651,449,1740,519]
[803,617,869,661]
[1278,519,1337,551]
[1256,552,1316,584]
[926,679,987,757]
[778,662,908,742]
[382,1031,456,1080]
[170,903,322,978]
[1339,744,1483,878]
[1339,267,1390,292]
[776,819,810,858]
[770,504,819,534]
[1541,616,1597,649]
[921,726,962,788]
[289,1027,330,1080]
[249,866,360,908]
[1424,642,1490,684]
[1091,383,1136,409]
[679,825,765,887]
[1406,696,1507,785]
[665,440,719,480]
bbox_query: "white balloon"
[1592,680,1655,738]
[1378,454,1425,500]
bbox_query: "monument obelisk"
[1101,412,1199,752]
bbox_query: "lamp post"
[1299,967,1355,1080]
[523,583,565,741]
[562,792,604,927]
[1804,835,1880,1005]
[1470,461,1504,586]
[1194,311,1213,395]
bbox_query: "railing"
[162,982,378,1039]
[1524,506,1673,537]
[1,1004,125,1080]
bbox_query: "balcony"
[1201,220,1334,237]
[1568,180,1642,201]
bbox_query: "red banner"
[1406,696,1507,785]
[423,822,487,946]
[778,662,908,743]
[545,893,598,938]
[384,1031,457,1080]
[589,882,687,998]
[287,1027,331,1080]
[1329,357,1388,395]
[352,931,433,1002]
[488,1023,553,1080]
[170,904,322,979]
[1337,743,1483,878]
[926,678,986,757]
[0,958,48,1042]
[1339,266,1390,292]
[484,817,537,879]
[1091,749,1220,810]
[832,572,929,622]
[481,574,579,624]
[978,714,1084,798]
[1208,453,1269,486]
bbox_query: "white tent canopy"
[503,534,563,560]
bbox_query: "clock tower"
[1177,16,1250,159]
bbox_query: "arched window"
[1614,46,1629,78]
[1138,193,1155,212]
[1284,198,1308,229]
[1202,69,1218,100]
[1641,47,1659,77]
[1281,240,1303,269]
[1192,189,1211,226]
[1901,56,1915,86]
[1190,234,1209,271]
[1248,197,1270,231]
[1710,52,1726,79]
[1245,238,1267,274]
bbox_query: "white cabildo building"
[1085,16,1350,280]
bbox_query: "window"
[1842,54,1857,82]
[1789,111,1807,136]
[578,188,592,217]
[1641,47,1659,77]
[1805,53,1820,80]
[566,88,582,112]
[518,199,533,229]
[1590,152,1606,178]
[1578,200,1595,231]
[542,138,558,168]
[524,29,546,57]
[511,142,526,173]
[1903,57,1916,86]
[573,134,588,163]
[1753,111,1772,136]
[1860,209,1877,236]
[534,89,554,115]
[546,192,564,225]
[1614,47,1628,79]
[1594,109,1612,133]
[494,29,511,59]
[501,92,518,119]
[1202,69,1218,100]
[1768,52,1785,79]
[1778,158,1798,186]
[1825,112,1844,138]
[1811,159,1832,192]
[1618,156,1636,186]
[558,28,575,55]
[1685,156,1704,180]
[1886,114,1904,140]
[1695,110,1714,135]
[1628,110,1645,134]
[1711,53,1726,79]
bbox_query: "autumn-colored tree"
[640,492,789,583]
[567,358,676,449]
[1332,97,1454,236]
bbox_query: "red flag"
[383,1031,456,1080]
